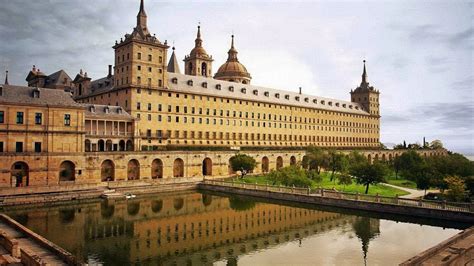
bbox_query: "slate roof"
[83,104,134,121]
[0,84,83,108]
[168,73,370,115]
[46,70,72,87]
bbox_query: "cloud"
[407,24,473,50]
[425,56,449,73]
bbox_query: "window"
[138,65,141,71]
[0,111,3,123]
[138,53,142,60]
[137,102,141,110]
[16,142,23,152]
[16,112,24,124]
[34,142,41,153]
[35,113,42,125]
[0,142,3,152]
[64,114,71,126]
[148,103,151,111]
[148,55,152,61]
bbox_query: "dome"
[189,46,210,58]
[214,35,251,84]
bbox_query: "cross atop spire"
[4,70,8,85]
[361,60,368,85]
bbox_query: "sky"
[0,0,472,155]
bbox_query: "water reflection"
[2,191,465,265]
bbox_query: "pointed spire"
[361,60,368,85]
[227,35,239,61]
[195,25,203,47]
[4,70,8,85]
[137,0,148,30]
[167,47,181,74]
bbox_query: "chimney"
[299,87,302,95]
[108,65,112,78]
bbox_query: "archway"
[151,200,163,213]
[59,161,75,182]
[367,154,372,164]
[101,160,115,182]
[98,140,105,152]
[151,159,163,179]
[202,158,212,176]
[201,62,208,76]
[374,154,379,162]
[127,159,140,180]
[276,156,283,170]
[262,157,269,173]
[85,139,91,152]
[173,158,184,177]
[382,154,386,162]
[228,159,235,175]
[119,140,125,151]
[290,156,297,166]
[302,155,309,169]
[126,140,133,151]
[127,202,140,216]
[174,198,184,211]
[11,162,29,187]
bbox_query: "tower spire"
[4,70,8,85]
[361,60,368,85]
[227,35,238,61]
[137,0,147,29]
[195,25,202,47]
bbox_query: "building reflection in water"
[5,191,376,265]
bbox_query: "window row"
[0,111,70,126]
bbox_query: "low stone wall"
[400,226,474,265]
[198,183,474,223]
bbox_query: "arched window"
[188,62,193,73]
[262,157,269,173]
[127,159,140,180]
[202,158,212,176]
[201,62,207,77]
[276,156,283,169]
[59,161,75,182]
[151,159,163,179]
[101,160,115,182]
[173,158,184,177]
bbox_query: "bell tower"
[350,60,380,116]
[184,26,213,77]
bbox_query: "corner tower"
[113,0,169,90]
[214,35,251,84]
[184,26,213,77]
[350,60,380,116]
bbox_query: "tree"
[430,139,444,150]
[444,176,466,202]
[393,155,402,179]
[350,161,388,194]
[398,150,425,181]
[229,154,257,178]
[415,174,431,196]
[337,174,353,191]
[303,146,330,174]
[408,143,422,149]
[307,170,322,183]
[328,150,348,182]
[267,166,312,187]
[403,140,407,149]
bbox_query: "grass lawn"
[237,172,409,197]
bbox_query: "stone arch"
[151,200,163,213]
[85,139,91,152]
[388,154,393,161]
[101,160,115,182]
[106,140,113,151]
[367,154,372,164]
[126,140,133,151]
[11,162,29,187]
[276,156,283,170]
[127,202,140,216]
[302,155,309,169]
[290,156,297,166]
[151,159,163,179]
[59,161,75,182]
[173,158,184,178]
[374,154,379,161]
[262,156,269,173]
[202,158,212,176]
[98,139,105,152]
[127,159,140,180]
[119,140,125,151]
[382,154,386,162]
[202,194,212,206]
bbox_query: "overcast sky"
[0,0,472,154]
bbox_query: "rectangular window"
[16,142,23,152]
[147,103,151,111]
[158,115,162,122]
[138,53,142,60]
[148,54,152,61]
[137,102,141,110]
[0,142,3,152]
[158,104,162,111]
[0,111,4,123]
[16,112,24,124]
[64,114,71,126]
[35,113,42,125]
[34,142,41,153]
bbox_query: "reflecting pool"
[2,190,468,265]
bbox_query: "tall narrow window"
[16,112,24,124]
[64,114,71,126]
[16,142,23,152]
[34,142,42,153]
[35,113,42,125]
[138,53,142,60]
[0,111,4,123]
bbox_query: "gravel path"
[382,183,439,199]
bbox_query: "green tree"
[229,154,257,178]
[398,150,425,181]
[350,161,388,194]
[415,174,431,196]
[429,139,444,149]
[337,173,353,191]
[303,146,330,174]
[267,166,312,188]
[444,176,466,202]
[328,150,348,182]
[307,170,322,183]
